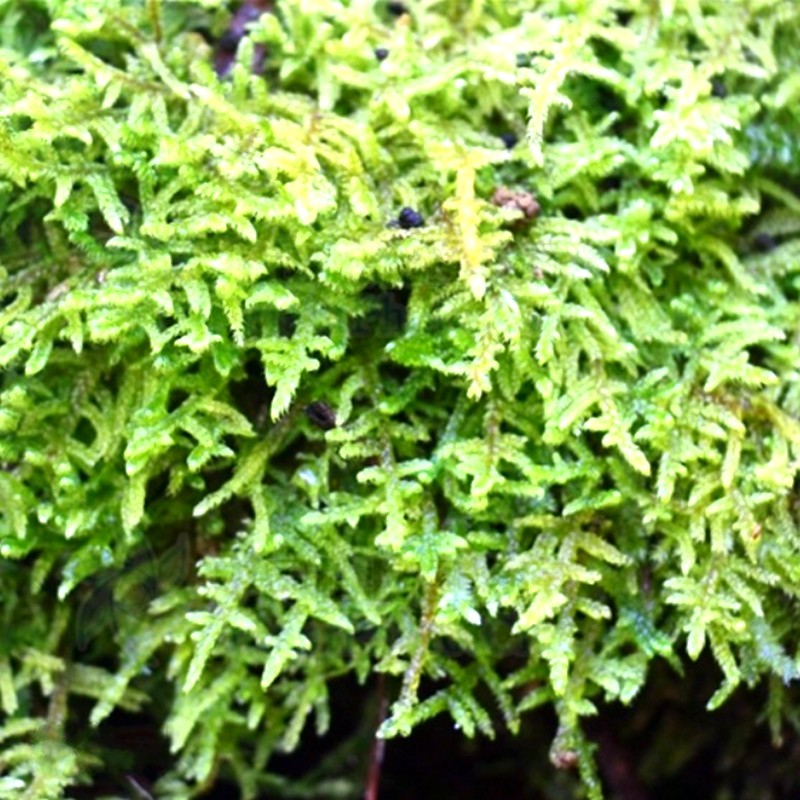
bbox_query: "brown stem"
[365,674,388,800]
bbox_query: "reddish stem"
[365,674,388,800]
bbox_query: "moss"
[1,0,800,797]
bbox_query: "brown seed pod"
[492,187,540,220]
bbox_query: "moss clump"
[1,0,800,797]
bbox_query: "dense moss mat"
[1,0,800,797]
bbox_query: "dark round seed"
[375,47,389,61]
[387,1,407,15]
[711,77,727,98]
[499,132,517,149]
[397,207,424,229]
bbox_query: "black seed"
[397,207,424,229]
[387,1,407,15]
[374,47,389,61]
[753,232,776,252]
[499,132,517,149]
[305,402,337,430]
[711,77,727,98]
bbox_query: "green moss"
[1,0,800,796]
